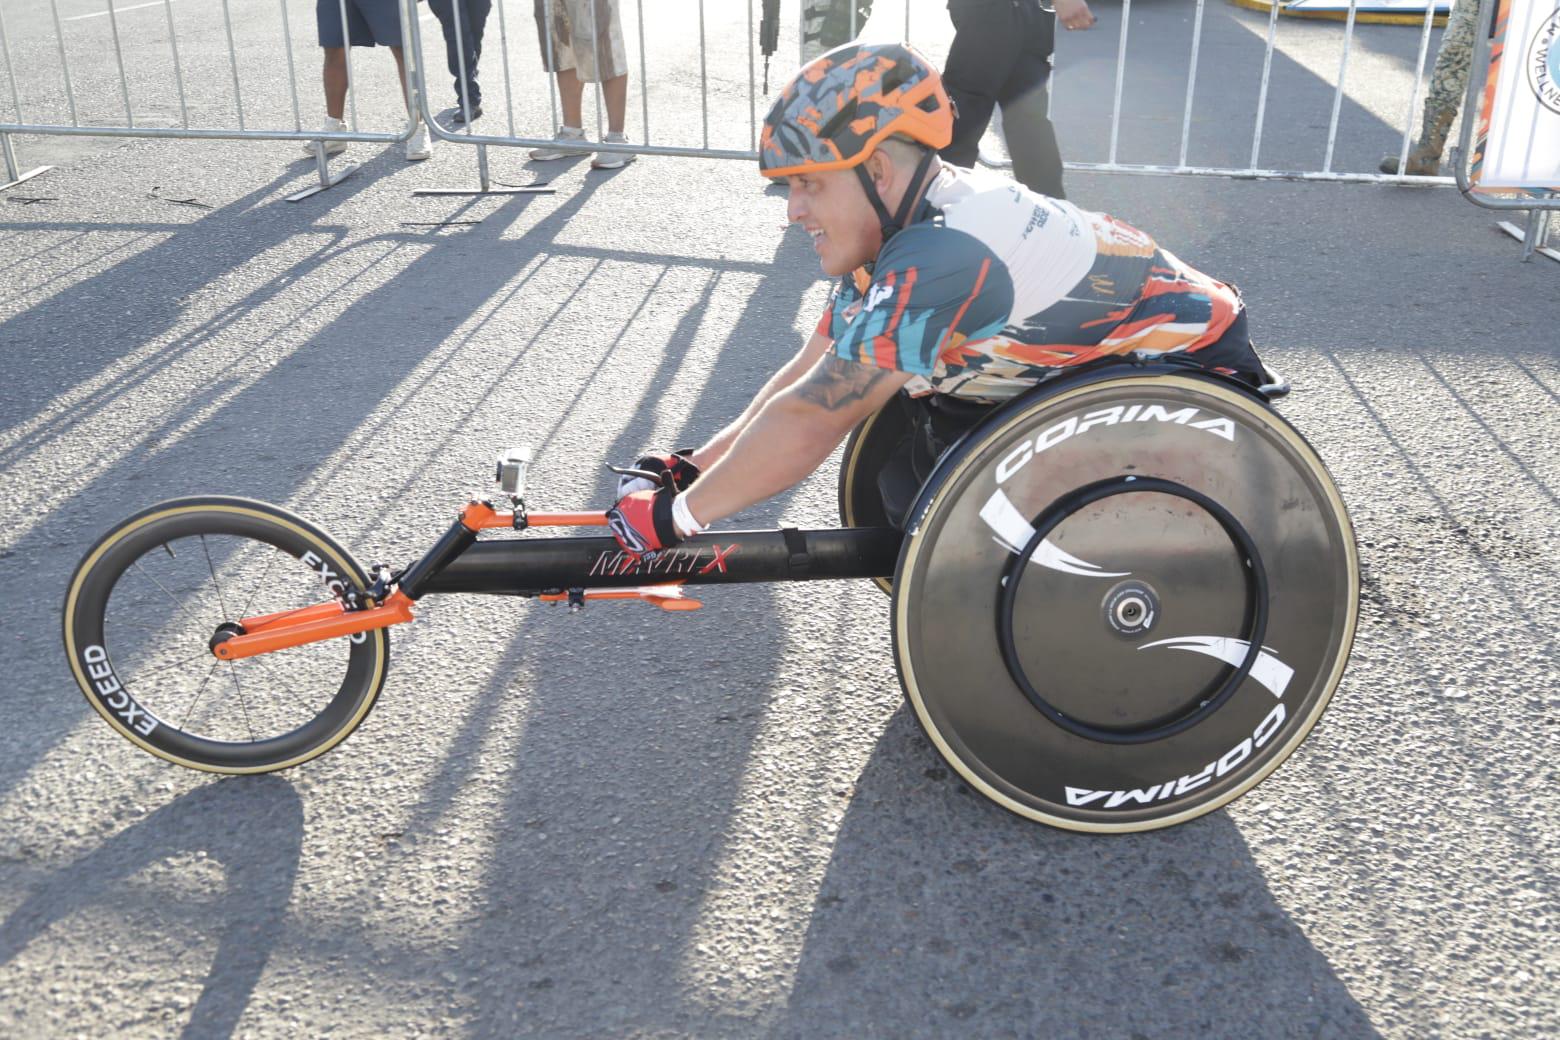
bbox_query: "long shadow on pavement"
[774,708,1379,1039]
[0,776,303,1039]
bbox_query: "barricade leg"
[1495,210,1559,264]
[285,143,360,203]
[0,133,53,192]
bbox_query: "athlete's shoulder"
[872,219,1007,304]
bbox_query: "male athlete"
[606,42,1268,558]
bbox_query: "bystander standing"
[308,0,432,161]
[429,0,494,124]
[529,0,636,169]
[940,0,1093,199]
[1380,0,1475,176]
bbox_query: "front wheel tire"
[63,497,390,773]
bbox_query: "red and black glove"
[615,449,700,498]
[606,487,682,560]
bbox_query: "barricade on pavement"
[1452,0,1560,261]
[0,0,418,199]
[0,0,1495,198]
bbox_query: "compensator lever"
[539,585,703,612]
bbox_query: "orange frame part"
[538,586,703,612]
[213,591,416,661]
[459,502,608,531]
[208,505,620,661]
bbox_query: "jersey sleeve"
[830,225,1015,378]
[813,280,841,340]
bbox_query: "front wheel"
[63,497,389,773]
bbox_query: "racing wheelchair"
[63,357,1358,833]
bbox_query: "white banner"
[1477,0,1560,188]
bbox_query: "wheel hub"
[1103,580,1159,638]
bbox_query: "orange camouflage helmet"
[759,42,953,179]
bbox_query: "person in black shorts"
[939,0,1094,199]
[309,0,431,161]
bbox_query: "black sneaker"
[452,104,483,125]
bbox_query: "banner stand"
[1495,211,1558,262]
[1453,0,1560,262]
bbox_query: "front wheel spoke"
[180,658,225,729]
[237,652,317,716]
[104,617,185,634]
[200,534,231,620]
[236,547,282,622]
[226,663,259,742]
[133,558,218,633]
[120,646,218,683]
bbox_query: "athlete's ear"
[865,147,897,193]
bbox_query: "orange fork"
[212,590,416,661]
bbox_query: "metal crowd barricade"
[0,0,1481,197]
[981,0,1456,185]
[408,0,757,197]
[0,0,418,198]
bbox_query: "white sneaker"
[529,125,591,161]
[405,123,432,161]
[591,131,638,170]
[303,117,348,156]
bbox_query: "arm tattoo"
[795,355,890,412]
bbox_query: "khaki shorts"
[533,0,628,82]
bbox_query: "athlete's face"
[785,167,882,276]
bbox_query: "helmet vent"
[818,98,861,141]
[879,64,912,95]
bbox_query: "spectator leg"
[430,0,490,108]
[556,66,585,128]
[940,0,1023,168]
[426,0,463,104]
[1417,0,1476,161]
[322,47,348,120]
[1000,84,1065,198]
[995,4,1063,197]
[467,0,492,103]
[389,46,414,116]
[602,73,628,134]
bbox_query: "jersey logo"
[864,283,895,313]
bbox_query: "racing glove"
[607,487,682,560]
[615,449,700,498]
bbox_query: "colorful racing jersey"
[816,164,1245,401]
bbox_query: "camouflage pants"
[801,0,876,61]
[1418,0,1476,149]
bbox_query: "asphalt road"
[2,1,1558,1037]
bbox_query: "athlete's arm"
[683,354,911,527]
[686,328,835,470]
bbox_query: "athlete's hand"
[606,487,682,560]
[615,450,701,498]
[1055,0,1095,30]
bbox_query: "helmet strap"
[855,147,938,249]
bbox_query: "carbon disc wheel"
[891,368,1358,832]
[63,497,389,773]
